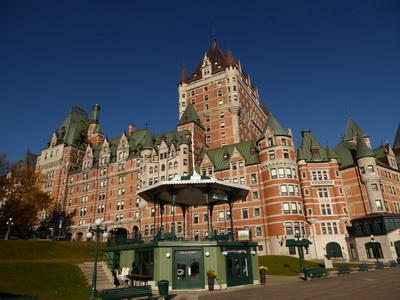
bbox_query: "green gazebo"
[103,171,260,291]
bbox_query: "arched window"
[174,161,178,169]
[168,162,173,170]
[161,164,165,171]
[149,167,153,174]
[365,241,383,259]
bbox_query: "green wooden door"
[326,242,343,258]
[174,250,204,290]
[226,250,252,287]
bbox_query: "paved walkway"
[157,267,400,300]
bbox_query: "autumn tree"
[1,163,52,239]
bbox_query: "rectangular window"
[242,208,248,219]
[252,191,259,199]
[375,199,383,211]
[254,208,260,216]
[256,227,262,236]
[371,183,378,191]
[271,168,277,179]
[193,214,199,224]
[283,202,290,214]
[280,185,288,196]
[278,168,285,178]
[285,222,293,235]
[368,165,374,172]
[291,202,298,213]
[218,211,224,221]
[269,150,275,160]
[251,174,257,184]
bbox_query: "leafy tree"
[1,164,52,239]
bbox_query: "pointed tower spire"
[393,122,400,149]
[142,129,154,150]
[355,135,375,160]
[344,118,368,141]
[179,64,188,85]
[226,47,234,67]
[327,145,337,159]
[177,103,204,129]
[262,113,288,137]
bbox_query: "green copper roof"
[327,145,337,159]
[261,113,289,137]
[15,151,38,169]
[297,131,329,162]
[344,118,368,141]
[55,105,90,149]
[199,140,259,171]
[355,135,375,160]
[333,140,357,168]
[141,129,154,150]
[177,104,205,129]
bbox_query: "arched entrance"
[76,232,83,242]
[326,242,343,258]
[132,226,139,239]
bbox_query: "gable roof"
[198,140,259,171]
[297,131,329,162]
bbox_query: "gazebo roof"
[138,171,250,206]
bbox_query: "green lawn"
[0,261,90,299]
[0,240,105,299]
[258,255,323,276]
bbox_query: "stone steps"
[78,261,115,290]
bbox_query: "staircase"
[79,261,115,290]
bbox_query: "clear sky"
[1,0,399,162]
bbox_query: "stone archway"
[132,226,139,239]
[326,242,343,258]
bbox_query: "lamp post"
[295,229,304,273]
[5,218,13,240]
[86,218,108,299]
[370,235,379,263]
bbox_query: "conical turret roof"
[355,135,375,160]
[177,104,204,129]
[261,113,289,137]
[344,118,368,141]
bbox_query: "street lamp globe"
[95,218,102,226]
[86,232,93,239]
[103,232,109,238]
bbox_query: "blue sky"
[1,0,399,162]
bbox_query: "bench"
[101,285,153,300]
[375,262,385,269]
[358,263,369,272]
[336,265,352,275]
[305,268,329,279]
[389,260,398,267]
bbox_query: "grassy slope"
[0,240,106,299]
[258,255,322,276]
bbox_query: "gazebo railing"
[106,226,252,247]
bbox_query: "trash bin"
[303,268,310,280]
[158,280,169,298]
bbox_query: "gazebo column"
[229,199,235,241]
[205,190,211,238]
[172,190,176,236]
[152,197,157,237]
[159,202,164,235]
